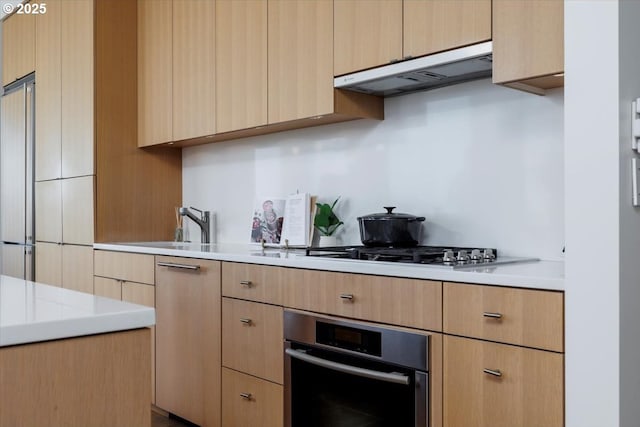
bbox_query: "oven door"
[285,341,428,427]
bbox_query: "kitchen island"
[0,275,155,427]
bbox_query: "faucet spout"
[179,206,211,244]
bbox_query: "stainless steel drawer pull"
[339,293,354,301]
[240,318,252,325]
[156,261,200,271]
[483,368,502,377]
[239,392,252,400]
[483,312,503,319]
[240,280,252,287]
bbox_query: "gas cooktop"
[305,245,538,269]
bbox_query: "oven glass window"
[290,347,416,427]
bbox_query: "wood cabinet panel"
[0,329,151,427]
[60,0,94,178]
[215,0,267,133]
[35,180,62,243]
[94,250,155,284]
[267,0,334,123]
[35,1,62,182]
[403,0,491,58]
[94,276,122,300]
[492,0,564,86]
[35,242,62,287]
[443,282,564,352]
[221,368,283,427]
[2,11,35,86]
[172,0,215,141]
[138,0,173,147]
[222,298,284,384]
[61,176,95,245]
[284,269,442,330]
[443,335,563,427]
[156,256,221,427]
[333,0,402,76]
[221,262,284,305]
[122,281,156,406]
[62,244,94,294]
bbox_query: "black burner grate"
[306,245,498,265]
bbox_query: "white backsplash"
[182,79,564,260]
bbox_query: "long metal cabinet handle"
[156,262,200,271]
[483,368,502,377]
[339,293,354,300]
[240,318,252,325]
[240,280,252,287]
[483,312,502,319]
[285,348,410,385]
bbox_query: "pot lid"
[358,206,426,221]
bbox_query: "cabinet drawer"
[94,276,122,300]
[443,282,563,352]
[222,367,283,427]
[283,269,442,331]
[443,335,563,427]
[222,262,284,305]
[94,250,155,285]
[222,298,284,384]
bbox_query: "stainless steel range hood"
[334,41,493,97]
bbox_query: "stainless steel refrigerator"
[0,74,35,280]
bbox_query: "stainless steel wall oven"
[284,311,429,427]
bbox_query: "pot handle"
[409,217,426,222]
[383,206,396,214]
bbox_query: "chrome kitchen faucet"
[179,206,211,244]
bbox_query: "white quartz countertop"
[95,242,564,291]
[0,275,155,347]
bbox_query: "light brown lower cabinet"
[155,256,221,427]
[222,368,283,427]
[93,251,157,406]
[122,281,156,406]
[36,243,93,292]
[443,335,564,427]
[35,242,62,286]
[222,297,284,384]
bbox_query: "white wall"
[564,1,638,426]
[183,79,564,259]
[618,1,640,424]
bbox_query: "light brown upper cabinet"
[138,0,173,147]
[404,0,491,59]
[268,0,383,125]
[333,0,403,76]
[268,0,334,123]
[172,0,215,141]
[492,0,564,93]
[334,0,491,76]
[35,0,93,181]
[139,0,381,147]
[35,0,61,182]
[138,0,215,147]
[61,0,94,178]
[216,0,268,133]
[2,9,35,86]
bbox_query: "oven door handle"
[285,348,410,385]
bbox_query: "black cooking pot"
[357,207,425,247]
